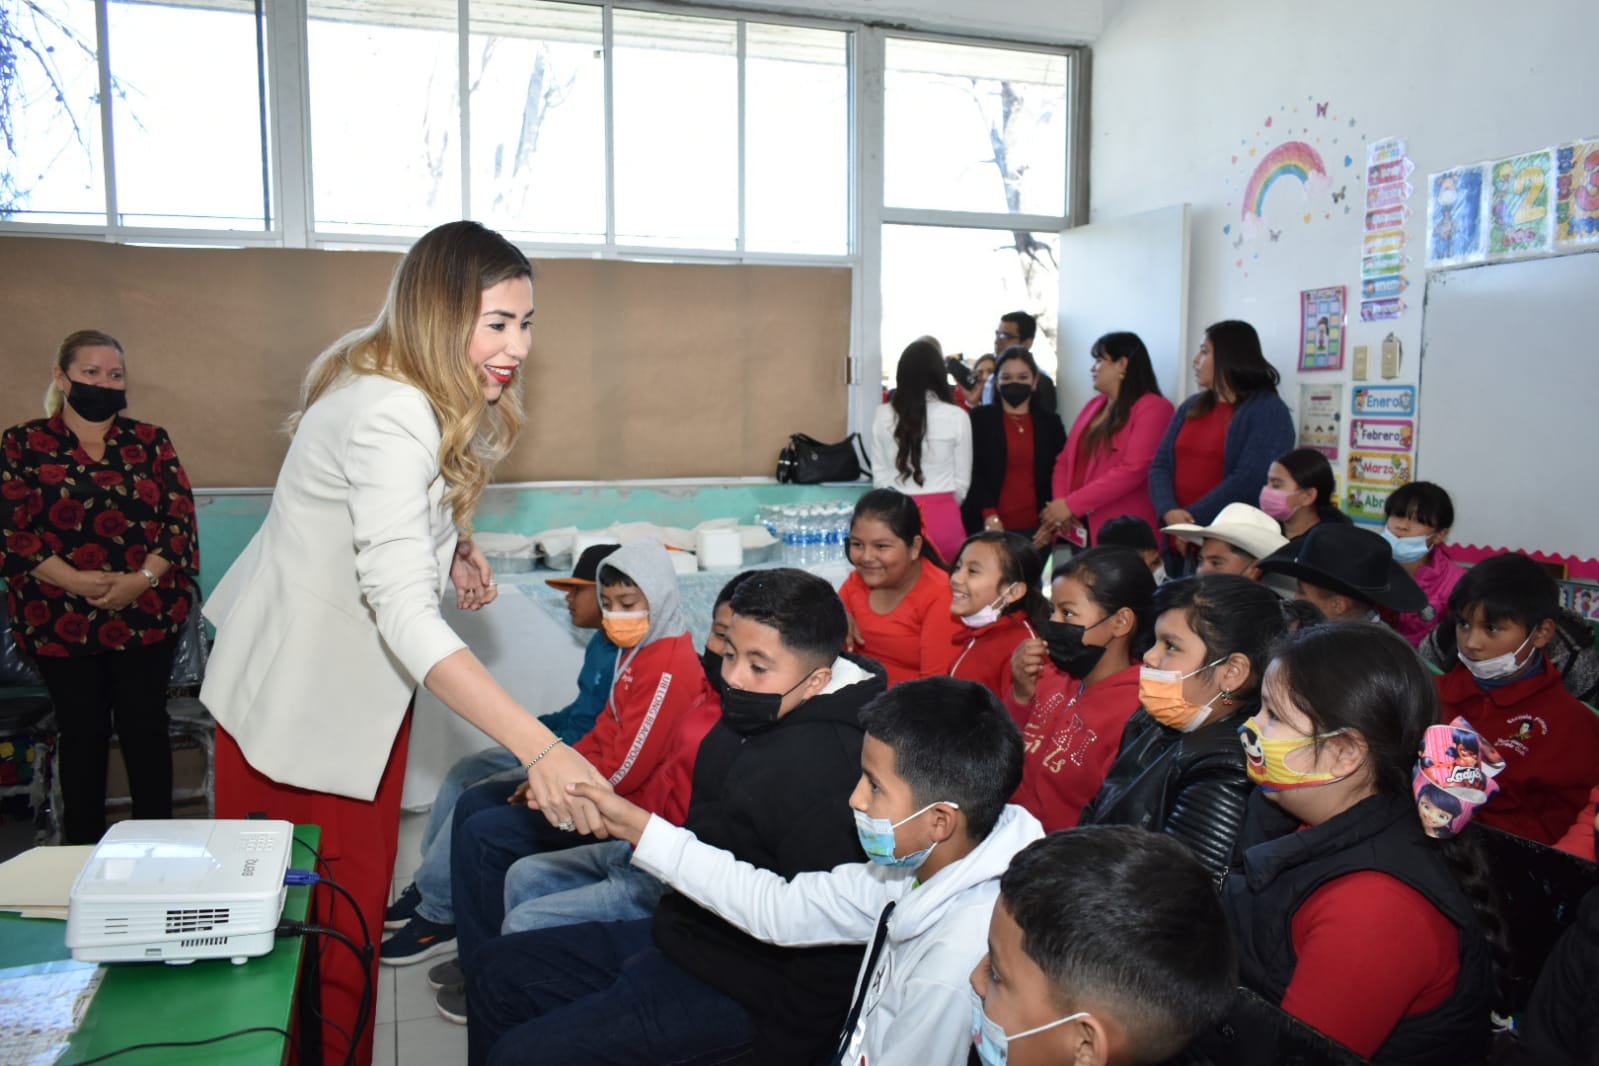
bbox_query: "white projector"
[66,819,294,965]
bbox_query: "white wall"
[712,0,1105,44]
[1089,0,1593,423]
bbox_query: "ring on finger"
[556,820,576,832]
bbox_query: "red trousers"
[215,712,411,1066]
[910,491,966,565]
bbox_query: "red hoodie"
[1007,662,1142,832]
[1436,657,1599,845]
[947,611,1037,699]
[573,632,708,814]
[632,687,723,826]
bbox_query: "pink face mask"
[1258,486,1299,523]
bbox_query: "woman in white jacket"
[200,221,608,1066]
[871,339,972,562]
[575,677,1043,1066]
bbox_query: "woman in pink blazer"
[1039,332,1175,547]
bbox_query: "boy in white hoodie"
[573,675,1041,1066]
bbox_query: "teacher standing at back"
[200,221,609,1066]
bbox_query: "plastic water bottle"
[780,506,800,564]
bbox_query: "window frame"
[0,0,1087,434]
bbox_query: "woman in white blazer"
[870,338,971,562]
[200,221,608,1066]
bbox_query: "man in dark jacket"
[466,568,882,1066]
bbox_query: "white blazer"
[201,374,466,801]
[870,394,972,501]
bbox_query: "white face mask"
[1459,631,1537,681]
[961,586,1017,630]
[970,987,1088,1066]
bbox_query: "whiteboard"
[1056,204,1191,419]
[1417,254,1599,560]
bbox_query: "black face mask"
[66,381,128,423]
[701,646,728,696]
[997,382,1033,409]
[719,670,817,737]
[1040,618,1110,679]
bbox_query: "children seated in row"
[947,532,1047,695]
[1381,481,1462,645]
[1434,552,1599,846]
[1161,501,1287,579]
[1094,514,1169,584]
[1007,547,1154,832]
[1256,521,1427,624]
[465,568,886,1066]
[446,540,705,997]
[1226,623,1496,1063]
[1078,574,1318,882]
[575,676,1043,1066]
[840,488,963,685]
[381,543,620,965]
[1258,447,1349,545]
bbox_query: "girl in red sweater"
[1006,547,1155,831]
[945,531,1047,698]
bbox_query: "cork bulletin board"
[0,237,852,486]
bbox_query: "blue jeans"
[451,783,589,972]
[467,918,754,1066]
[413,748,524,924]
[501,840,667,933]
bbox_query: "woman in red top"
[961,348,1066,537]
[1039,332,1174,549]
[1006,547,1154,832]
[1224,624,1498,1063]
[945,532,1047,698]
[1148,321,1294,573]
[839,488,963,687]
[1,330,198,843]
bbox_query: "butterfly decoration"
[1268,229,1282,243]
[1331,186,1347,203]
[1232,234,1244,249]
[1315,101,1329,117]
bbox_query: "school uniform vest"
[1222,792,1493,1066]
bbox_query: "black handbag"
[775,433,871,484]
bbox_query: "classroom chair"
[1476,825,1599,1016]
[1169,985,1370,1065]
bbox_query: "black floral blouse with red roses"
[1,414,198,658]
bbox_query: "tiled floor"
[374,808,467,1066]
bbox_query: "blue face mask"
[969,986,1089,1066]
[1381,526,1431,564]
[852,801,957,869]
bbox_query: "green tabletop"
[0,824,321,1066]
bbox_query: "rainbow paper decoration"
[1241,141,1330,235]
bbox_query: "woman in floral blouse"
[1,330,197,843]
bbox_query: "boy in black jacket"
[466,568,883,1066]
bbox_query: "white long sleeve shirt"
[870,394,972,502]
[631,804,1044,1066]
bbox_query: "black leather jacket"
[1078,705,1254,883]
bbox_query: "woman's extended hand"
[451,538,498,611]
[86,571,149,612]
[567,783,652,846]
[522,741,614,838]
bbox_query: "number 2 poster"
[1487,150,1553,258]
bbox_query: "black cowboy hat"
[1256,523,1428,613]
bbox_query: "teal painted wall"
[193,481,868,600]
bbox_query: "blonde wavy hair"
[291,221,531,533]
[44,330,126,416]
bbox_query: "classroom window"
[308,0,461,236]
[468,1,605,244]
[880,224,1059,383]
[744,23,849,255]
[884,38,1068,217]
[1,0,107,225]
[611,10,738,250]
[107,0,269,229]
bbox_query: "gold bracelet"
[524,738,562,772]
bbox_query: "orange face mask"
[1138,658,1226,733]
[602,610,650,648]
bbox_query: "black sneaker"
[427,957,464,992]
[379,916,457,967]
[384,883,422,930]
[436,984,468,1025]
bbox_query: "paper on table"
[0,845,95,918]
[0,960,104,1065]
